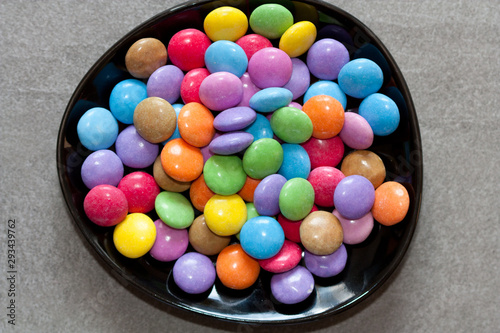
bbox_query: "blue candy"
[303,80,347,109]
[109,79,147,124]
[244,113,274,141]
[338,58,383,99]
[77,107,118,151]
[249,87,293,113]
[358,93,400,136]
[239,216,285,260]
[278,144,311,180]
[204,40,248,77]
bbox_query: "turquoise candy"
[244,113,274,141]
[243,138,283,179]
[155,191,195,229]
[249,87,293,113]
[203,155,247,195]
[270,107,313,143]
[279,178,315,221]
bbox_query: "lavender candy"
[304,244,348,278]
[334,175,375,220]
[115,125,159,169]
[213,106,256,132]
[271,266,315,304]
[253,174,287,216]
[172,252,216,294]
[81,149,124,189]
[208,132,253,155]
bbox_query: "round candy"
[279,178,315,221]
[371,181,410,226]
[109,79,147,124]
[339,112,374,149]
[208,132,254,155]
[282,58,310,100]
[334,175,375,220]
[358,93,400,136]
[338,58,384,99]
[300,210,343,255]
[259,240,302,273]
[304,243,347,278]
[213,106,256,132]
[203,155,247,195]
[279,21,317,58]
[204,6,248,42]
[278,144,311,180]
[278,205,318,243]
[189,174,215,212]
[333,209,374,245]
[153,155,191,192]
[235,34,273,60]
[167,29,211,71]
[216,244,260,290]
[253,174,287,216]
[180,68,210,104]
[303,80,347,109]
[237,177,261,203]
[125,38,167,79]
[238,72,261,107]
[302,95,345,139]
[77,107,118,151]
[248,47,292,88]
[155,191,194,229]
[301,136,344,169]
[306,38,349,80]
[188,214,231,256]
[204,194,247,236]
[146,65,184,104]
[115,125,158,168]
[173,252,216,294]
[249,87,293,113]
[83,185,128,227]
[133,97,177,143]
[271,265,314,304]
[240,216,285,260]
[178,102,215,147]
[307,166,345,207]
[204,40,248,77]
[270,107,313,144]
[199,72,243,111]
[249,4,293,39]
[161,138,204,182]
[243,113,273,141]
[150,219,189,262]
[118,171,160,213]
[242,138,283,179]
[341,150,386,189]
[113,213,156,258]
[81,150,123,189]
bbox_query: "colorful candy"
[124,38,167,79]
[279,21,317,58]
[173,252,216,294]
[271,265,314,304]
[150,219,189,262]
[249,4,293,39]
[216,244,260,290]
[188,215,231,255]
[133,97,177,143]
[279,178,315,221]
[83,185,128,227]
[109,79,147,124]
[113,213,156,258]
[204,194,247,236]
[115,125,158,168]
[300,211,343,255]
[203,6,248,42]
[81,150,123,189]
[240,216,285,260]
[203,155,247,195]
[118,171,160,214]
[77,107,118,151]
[304,243,347,278]
[155,191,195,229]
[371,181,410,226]
[167,29,211,71]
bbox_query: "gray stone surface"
[1,0,499,332]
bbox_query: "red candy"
[301,136,344,169]
[117,172,160,213]
[259,240,302,273]
[278,205,318,243]
[307,167,345,207]
[83,185,128,227]
[167,29,211,71]
[180,68,210,104]
[235,33,273,61]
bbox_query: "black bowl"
[57,0,422,324]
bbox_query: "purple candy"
[147,65,184,104]
[248,47,292,89]
[200,132,221,163]
[304,244,347,278]
[334,175,375,220]
[237,72,261,107]
[339,112,374,149]
[115,125,159,168]
[307,38,350,80]
[271,265,315,304]
[253,174,287,216]
[288,102,302,110]
[172,252,216,294]
[149,219,189,262]
[81,149,124,189]
[199,72,243,111]
[208,132,254,155]
[213,106,257,132]
[333,209,374,245]
[282,58,310,100]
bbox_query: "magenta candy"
[253,174,287,216]
[199,72,243,111]
[304,244,347,278]
[149,219,189,262]
[115,125,159,169]
[339,112,374,149]
[301,136,344,169]
[147,65,184,104]
[288,102,302,109]
[172,252,216,294]
[282,58,310,100]
[333,209,374,245]
[213,106,256,131]
[83,185,128,227]
[248,47,293,88]
[236,33,273,61]
[307,167,345,207]
[118,171,160,213]
[306,38,349,80]
[167,28,211,71]
[81,149,124,189]
[259,240,302,273]
[237,72,261,107]
[208,131,254,155]
[334,175,375,220]
[271,265,315,304]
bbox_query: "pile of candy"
[78,4,410,305]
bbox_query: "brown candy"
[153,156,191,192]
[188,215,231,256]
[134,97,176,143]
[300,211,343,255]
[125,38,167,79]
[341,150,386,189]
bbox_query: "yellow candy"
[279,21,317,58]
[204,194,247,236]
[204,6,248,42]
[113,213,156,259]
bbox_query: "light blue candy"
[338,58,383,99]
[244,113,274,141]
[240,216,285,260]
[303,80,347,109]
[249,87,293,113]
[109,79,147,124]
[204,40,248,77]
[358,93,400,136]
[77,107,119,151]
[162,104,183,145]
[278,144,311,180]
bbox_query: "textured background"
[1,0,499,332]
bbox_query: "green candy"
[249,4,294,39]
[155,191,194,229]
[279,178,315,221]
[243,138,283,179]
[203,155,247,195]
[270,107,313,143]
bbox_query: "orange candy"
[237,176,261,202]
[178,102,215,147]
[161,138,204,182]
[190,174,216,211]
[372,181,410,226]
[216,244,260,290]
[302,95,345,139]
